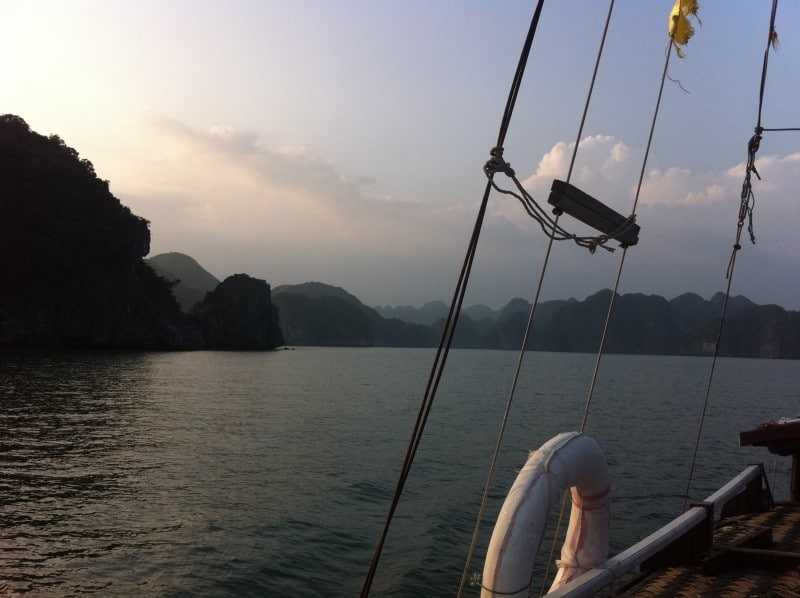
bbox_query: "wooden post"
[740,419,800,503]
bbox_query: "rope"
[361,164,490,598]
[755,0,778,132]
[486,168,634,253]
[461,5,625,598]
[537,22,682,596]
[539,3,618,591]
[760,126,800,132]
[461,1,619,593]
[495,1,547,151]
[455,9,548,597]
[579,38,676,436]
[681,268,735,513]
[487,30,644,256]
[481,582,531,596]
[361,3,547,597]
[682,0,780,511]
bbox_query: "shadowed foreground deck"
[623,419,800,597]
[624,501,800,597]
[547,420,800,597]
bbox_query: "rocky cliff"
[0,115,282,350]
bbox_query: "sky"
[3,1,799,309]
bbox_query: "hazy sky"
[3,1,799,308]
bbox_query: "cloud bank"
[112,115,476,305]
[110,119,800,309]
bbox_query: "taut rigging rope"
[539,14,682,596]
[462,2,620,595]
[682,0,781,512]
[580,36,676,435]
[360,2,547,595]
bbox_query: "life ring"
[481,432,610,597]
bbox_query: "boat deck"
[624,502,800,597]
[547,423,800,598]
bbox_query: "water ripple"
[1,348,796,596]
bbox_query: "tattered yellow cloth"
[669,0,700,57]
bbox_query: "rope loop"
[749,129,762,153]
[488,169,622,253]
[738,129,760,244]
[746,131,762,178]
[484,147,515,177]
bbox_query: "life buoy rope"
[481,432,610,597]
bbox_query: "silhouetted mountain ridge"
[5,115,793,356]
[0,115,282,350]
[269,283,798,358]
[146,252,220,312]
[132,255,798,357]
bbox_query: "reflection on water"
[1,351,152,594]
[0,348,797,596]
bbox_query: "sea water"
[1,347,797,596]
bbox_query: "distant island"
[0,114,283,350]
[152,257,799,358]
[2,114,799,357]
[267,284,800,358]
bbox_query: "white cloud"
[507,135,799,218]
[117,116,389,242]
[100,117,800,309]
[492,135,636,228]
[639,166,722,205]
[103,114,479,303]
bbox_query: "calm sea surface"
[1,347,798,596]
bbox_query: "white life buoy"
[481,432,610,597]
